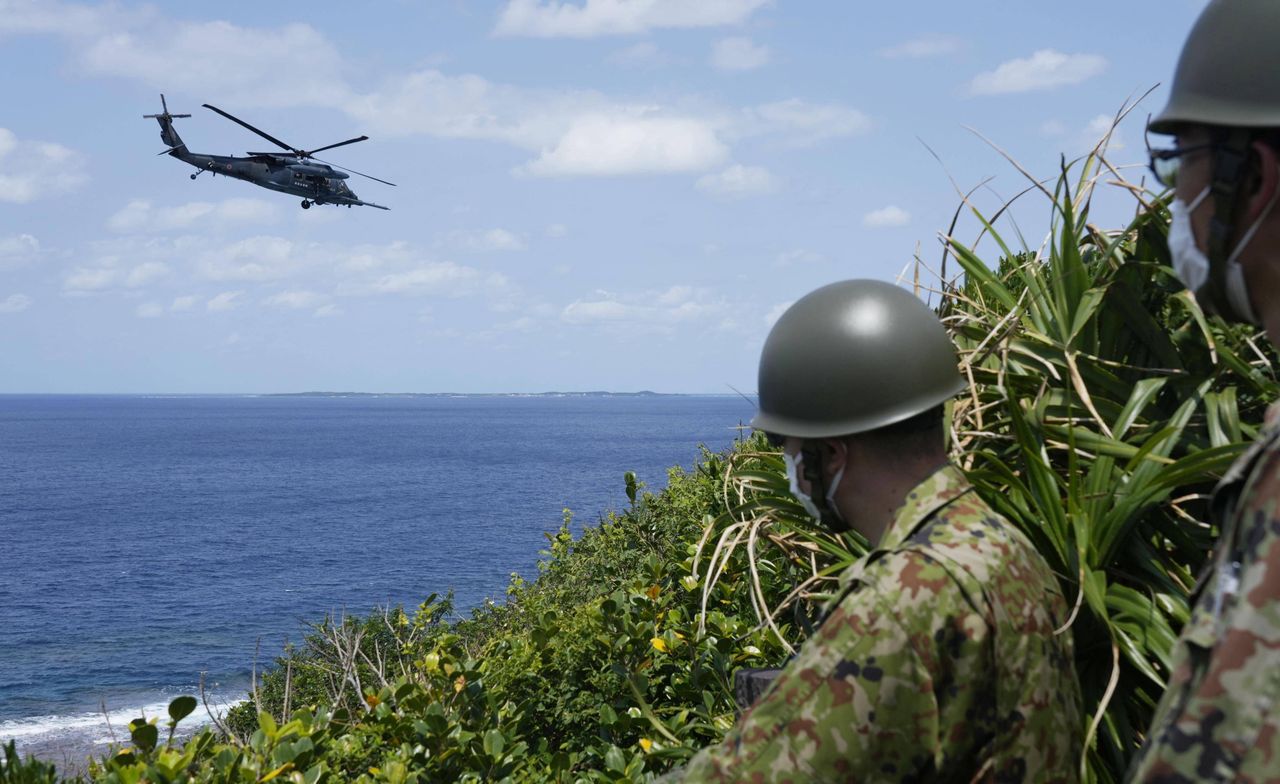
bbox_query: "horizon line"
[0,390,757,398]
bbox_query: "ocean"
[0,393,751,759]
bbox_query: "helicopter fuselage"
[171,149,359,205]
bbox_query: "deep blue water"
[0,394,750,737]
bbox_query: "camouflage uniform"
[1128,404,1280,782]
[679,464,1083,783]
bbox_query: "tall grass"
[699,115,1278,782]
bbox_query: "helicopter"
[144,94,394,210]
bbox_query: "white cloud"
[0,233,39,268]
[774,249,822,266]
[63,266,119,292]
[108,198,279,233]
[656,285,693,305]
[764,300,793,328]
[126,261,169,287]
[448,228,527,252]
[81,21,350,107]
[969,50,1107,95]
[4,5,868,193]
[607,41,672,68]
[339,241,414,273]
[710,37,770,72]
[563,298,635,322]
[493,0,770,38]
[561,285,727,331]
[546,223,569,238]
[198,236,297,282]
[351,71,737,177]
[0,0,126,38]
[170,295,197,312]
[313,303,342,318]
[520,114,728,176]
[0,293,31,314]
[62,256,169,293]
[863,205,911,228]
[207,291,243,312]
[1042,115,1126,155]
[352,71,866,177]
[1040,119,1067,136]
[696,164,776,198]
[1,3,348,107]
[1084,114,1125,151]
[740,99,872,146]
[879,34,962,59]
[0,128,87,203]
[135,302,163,318]
[347,70,563,146]
[263,290,326,309]
[364,261,505,297]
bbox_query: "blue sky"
[0,0,1205,393]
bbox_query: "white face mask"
[1168,187,1211,295]
[783,451,846,525]
[1169,184,1271,326]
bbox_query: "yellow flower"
[639,738,653,752]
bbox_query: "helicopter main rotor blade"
[312,156,397,187]
[202,104,297,154]
[303,136,369,156]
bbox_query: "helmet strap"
[1206,128,1253,321]
[800,442,851,533]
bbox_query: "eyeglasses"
[1148,143,1217,188]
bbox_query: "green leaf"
[604,745,626,773]
[258,711,278,738]
[168,695,198,724]
[483,729,505,759]
[129,721,158,753]
[599,703,618,726]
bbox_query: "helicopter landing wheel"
[300,200,311,209]
[190,173,198,180]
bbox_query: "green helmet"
[752,279,965,439]
[1148,0,1280,325]
[1150,0,1280,134]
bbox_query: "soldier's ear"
[820,438,849,473]
[1246,139,1279,221]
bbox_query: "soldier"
[1129,1,1280,780]
[674,280,1082,782]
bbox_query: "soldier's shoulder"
[900,492,1062,609]
[906,493,1023,563]
[855,547,985,619]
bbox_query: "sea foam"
[0,694,239,746]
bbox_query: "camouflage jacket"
[1128,404,1280,783]
[678,464,1083,783]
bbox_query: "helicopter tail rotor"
[143,94,191,121]
[144,94,191,153]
